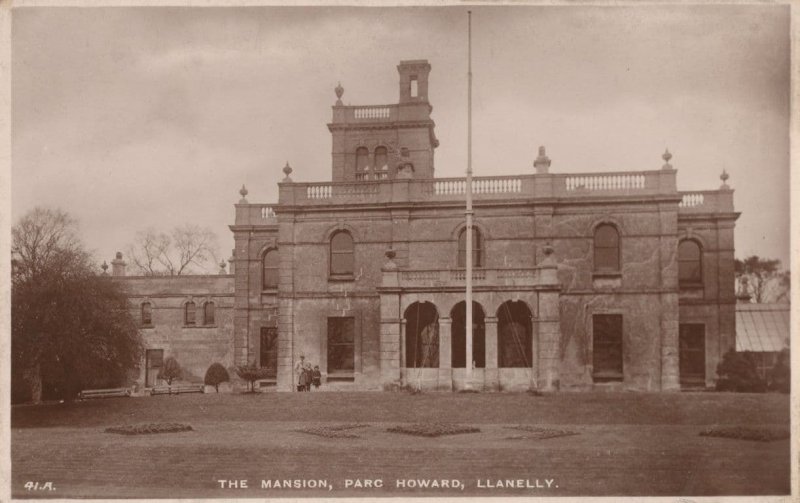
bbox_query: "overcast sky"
[12,5,790,270]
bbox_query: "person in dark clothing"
[311,365,322,390]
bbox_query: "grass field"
[11,391,791,498]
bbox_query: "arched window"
[594,224,620,271]
[374,146,388,171]
[404,301,439,368]
[141,302,152,326]
[457,227,484,268]
[497,301,533,368]
[355,147,369,175]
[451,301,485,368]
[678,240,702,286]
[262,249,279,289]
[330,231,354,276]
[184,301,196,326]
[203,302,215,325]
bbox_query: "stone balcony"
[380,265,560,293]
[678,189,735,214]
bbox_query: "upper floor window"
[457,227,484,268]
[355,147,369,173]
[262,249,279,289]
[184,301,196,326]
[141,302,152,326]
[374,146,388,171]
[594,224,620,272]
[330,231,354,276]
[203,301,215,325]
[678,240,702,286]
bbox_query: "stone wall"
[116,275,235,388]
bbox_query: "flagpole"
[465,10,474,388]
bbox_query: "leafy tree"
[157,357,182,386]
[767,347,790,394]
[204,363,230,393]
[235,363,273,393]
[12,207,143,403]
[126,224,219,275]
[715,349,765,393]
[735,256,789,303]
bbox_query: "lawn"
[11,391,790,498]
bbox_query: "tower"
[328,60,439,182]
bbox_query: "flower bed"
[295,423,368,439]
[105,423,193,435]
[699,426,789,442]
[504,425,578,440]
[387,423,480,438]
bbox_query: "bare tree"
[127,224,219,275]
[735,256,789,303]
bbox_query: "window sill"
[592,373,623,383]
[141,324,154,329]
[261,287,278,293]
[328,274,355,282]
[592,270,622,279]
[183,324,218,328]
[679,282,704,290]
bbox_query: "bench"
[150,384,205,396]
[79,387,131,400]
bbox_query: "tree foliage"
[768,348,790,394]
[158,357,182,386]
[235,363,273,393]
[204,363,230,392]
[126,224,219,276]
[735,256,789,303]
[12,207,143,403]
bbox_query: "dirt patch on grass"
[387,423,480,437]
[699,426,790,442]
[105,423,193,435]
[503,425,579,440]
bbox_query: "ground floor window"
[679,324,705,387]
[404,302,439,368]
[260,327,278,379]
[145,349,163,387]
[592,314,623,382]
[327,317,355,376]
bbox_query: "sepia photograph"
[6,1,794,500]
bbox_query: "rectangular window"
[141,303,152,326]
[592,314,623,381]
[679,324,705,387]
[203,302,215,325]
[327,317,355,377]
[185,303,196,325]
[260,327,278,379]
[410,76,418,97]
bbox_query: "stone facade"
[119,59,739,393]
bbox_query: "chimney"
[111,252,127,277]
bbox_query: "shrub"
[767,348,790,394]
[715,349,765,392]
[157,357,182,386]
[387,423,480,437]
[106,423,193,435]
[204,363,230,393]
[295,424,368,439]
[235,362,273,392]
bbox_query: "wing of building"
[112,60,740,393]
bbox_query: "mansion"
[115,60,739,392]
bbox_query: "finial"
[218,260,227,275]
[239,184,248,203]
[720,168,730,189]
[101,261,109,274]
[533,145,551,174]
[282,161,293,182]
[115,251,123,260]
[335,82,344,106]
[661,149,674,170]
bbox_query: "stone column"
[399,319,406,383]
[484,317,499,391]
[660,292,680,391]
[537,290,561,391]
[438,317,452,391]
[379,250,401,389]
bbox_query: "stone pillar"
[379,250,401,389]
[110,252,126,277]
[438,317,453,391]
[537,290,561,391]
[660,292,680,391]
[484,317,499,391]
[399,319,406,383]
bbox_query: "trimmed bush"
[715,349,765,392]
[235,362,273,392]
[204,363,230,393]
[157,357,182,386]
[295,424,368,439]
[767,348,790,394]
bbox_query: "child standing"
[311,365,322,390]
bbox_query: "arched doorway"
[497,300,533,367]
[404,302,439,368]
[451,301,486,368]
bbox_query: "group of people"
[294,355,322,392]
